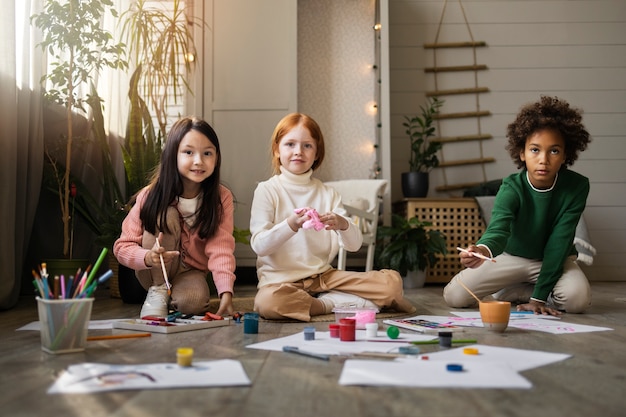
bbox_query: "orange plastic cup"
[479,300,511,332]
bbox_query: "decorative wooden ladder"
[424,0,493,193]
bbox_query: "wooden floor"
[1,281,625,417]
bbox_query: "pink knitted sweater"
[113,185,236,296]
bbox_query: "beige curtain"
[0,1,44,309]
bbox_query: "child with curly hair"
[443,96,592,315]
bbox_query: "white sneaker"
[317,291,378,313]
[140,284,170,318]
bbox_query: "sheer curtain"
[0,1,44,309]
[0,0,129,309]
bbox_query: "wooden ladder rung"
[435,182,486,192]
[432,134,493,143]
[433,110,491,120]
[425,64,488,73]
[437,157,495,168]
[424,41,487,49]
[426,87,489,97]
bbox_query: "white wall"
[389,0,626,281]
[298,0,380,183]
[198,0,298,266]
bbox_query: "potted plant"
[401,97,444,198]
[31,0,126,260]
[375,213,447,288]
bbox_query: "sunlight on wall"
[298,0,378,182]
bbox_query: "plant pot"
[401,172,429,198]
[118,264,148,304]
[44,259,90,279]
[403,269,426,289]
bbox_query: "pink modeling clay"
[295,208,325,231]
[352,310,377,328]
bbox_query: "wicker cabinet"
[392,198,486,283]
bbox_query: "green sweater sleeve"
[478,169,589,301]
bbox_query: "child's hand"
[288,207,313,231]
[215,292,234,317]
[458,245,489,269]
[516,300,562,316]
[144,232,180,267]
[319,211,349,231]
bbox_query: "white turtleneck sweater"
[250,167,363,288]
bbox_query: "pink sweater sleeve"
[112,188,151,271]
[204,186,237,296]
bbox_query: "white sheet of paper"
[47,359,251,394]
[339,359,532,389]
[508,319,612,334]
[246,330,437,355]
[404,344,571,372]
[450,311,612,334]
[17,319,126,331]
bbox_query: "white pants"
[443,253,591,313]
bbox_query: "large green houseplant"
[31,0,126,259]
[401,97,444,198]
[75,0,199,253]
[375,214,447,288]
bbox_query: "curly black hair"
[506,96,591,169]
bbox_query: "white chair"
[324,179,388,271]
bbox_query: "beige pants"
[443,253,591,313]
[135,206,211,315]
[254,268,416,321]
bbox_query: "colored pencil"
[84,247,108,292]
[87,333,152,341]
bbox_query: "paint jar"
[303,326,315,340]
[438,331,452,348]
[328,323,340,338]
[243,312,259,334]
[365,322,379,338]
[177,347,194,367]
[339,318,356,341]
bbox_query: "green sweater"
[477,168,589,301]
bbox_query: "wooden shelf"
[426,87,489,97]
[433,110,491,120]
[432,134,493,143]
[425,64,488,73]
[424,41,487,49]
[438,157,495,168]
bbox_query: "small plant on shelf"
[404,97,444,173]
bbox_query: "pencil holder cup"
[479,300,511,332]
[36,297,94,354]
